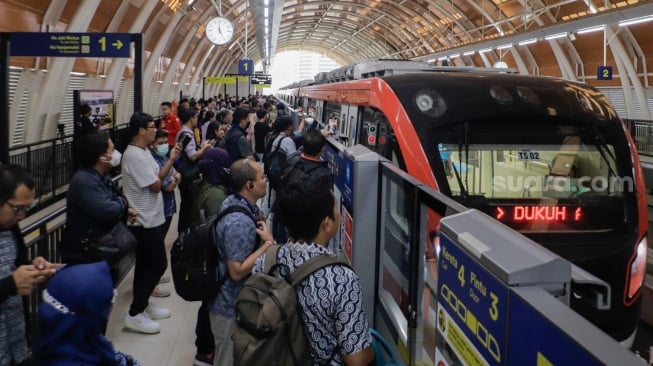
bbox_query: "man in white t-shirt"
[121,112,181,334]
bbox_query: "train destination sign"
[10,32,131,58]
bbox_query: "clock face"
[205,17,234,45]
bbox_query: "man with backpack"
[209,158,275,366]
[235,169,375,366]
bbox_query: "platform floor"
[105,213,201,366]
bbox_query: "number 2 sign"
[597,66,612,80]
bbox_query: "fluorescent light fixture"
[188,0,196,5]
[478,47,493,53]
[496,43,512,50]
[463,50,475,56]
[264,8,269,17]
[437,56,448,61]
[518,38,536,46]
[264,0,269,5]
[265,27,269,34]
[426,58,436,63]
[619,15,653,27]
[577,25,604,34]
[545,33,566,40]
[264,19,268,27]
[70,71,87,76]
[449,53,460,58]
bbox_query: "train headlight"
[626,237,647,302]
[415,89,446,118]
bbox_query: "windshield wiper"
[453,123,469,199]
[584,125,618,181]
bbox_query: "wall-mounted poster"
[74,90,115,130]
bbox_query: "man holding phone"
[176,108,213,234]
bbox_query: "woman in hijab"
[32,261,141,365]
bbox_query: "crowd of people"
[0,94,377,366]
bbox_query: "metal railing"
[624,118,653,157]
[9,136,74,210]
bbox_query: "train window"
[436,123,629,232]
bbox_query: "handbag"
[81,221,137,263]
[177,132,200,181]
[370,329,405,366]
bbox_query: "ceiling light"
[518,39,536,46]
[426,58,436,63]
[264,8,269,17]
[478,47,493,53]
[437,56,448,61]
[544,33,567,40]
[188,0,196,5]
[449,53,460,59]
[497,43,512,50]
[463,51,475,56]
[618,15,653,27]
[265,27,268,34]
[265,19,268,27]
[577,25,604,34]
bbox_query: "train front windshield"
[432,120,635,234]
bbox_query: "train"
[278,60,648,348]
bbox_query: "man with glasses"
[121,112,181,334]
[209,159,274,365]
[0,164,60,366]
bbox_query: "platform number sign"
[597,66,612,80]
[238,59,254,75]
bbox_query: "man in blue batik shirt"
[253,168,375,366]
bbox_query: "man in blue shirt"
[209,159,274,365]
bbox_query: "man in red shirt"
[160,102,181,147]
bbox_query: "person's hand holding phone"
[179,134,192,149]
[169,143,182,161]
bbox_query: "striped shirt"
[0,230,27,366]
[122,145,165,228]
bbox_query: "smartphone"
[180,134,192,149]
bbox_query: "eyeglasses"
[6,201,34,215]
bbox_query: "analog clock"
[205,16,234,45]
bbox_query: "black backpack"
[265,136,291,190]
[234,245,351,366]
[170,205,256,302]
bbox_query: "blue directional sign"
[435,234,509,366]
[238,59,254,75]
[597,65,612,80]
[10,33,131,58]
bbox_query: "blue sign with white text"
[238,59,254,75]
[597,66,613,80]
[436,234,508,366]
[323,144,353,208]
[10,33,131,58]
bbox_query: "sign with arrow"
[10,33,131,58]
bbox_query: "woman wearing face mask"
[61,132,137,277]
[149,129,181,236]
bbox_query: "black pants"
[195,301,215,355]
[128,224,167,315]
[177,181,194,234]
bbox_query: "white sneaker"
[145,302,171,320]
[158,275,171,284]
[124,312,160,334]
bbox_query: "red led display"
[495,206,583,223]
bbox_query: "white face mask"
[109,150,122,167]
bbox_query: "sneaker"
[151,285,170,298]
[158,275,171,284]
[193,353,214,366]
[124,312,160,334]
[145,302,171,320]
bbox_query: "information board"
[205,76,247,84]
[597,66,613,81]
[435,234,509,366]
[10,32,130,58]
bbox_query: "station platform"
[105,214,200,365]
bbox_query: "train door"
[339,104,358,147]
